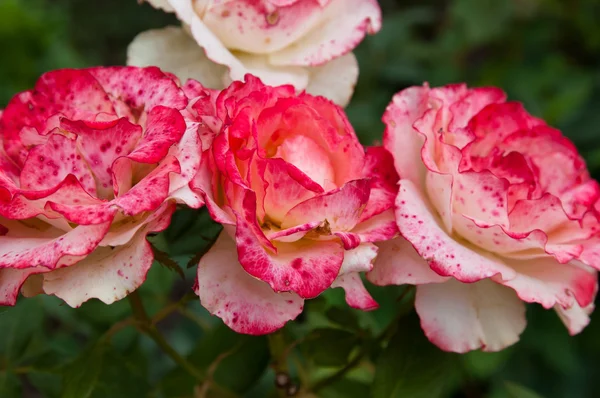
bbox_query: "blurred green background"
[1,0,600,397]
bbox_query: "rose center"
[275,134,335,189]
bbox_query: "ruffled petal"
[305,52,358,107]
[331,243,378,310]
[281,179,371,232]
[396,180,515,282]
[359,146,399,222]
[236,206,344,298]
[497,257,597,309]
[41,205,174,307]
[268,0,381,66]
[127,106,187,164]
[61,118,143,198]
[556,301,595,335]
[0,219,110,269]
[382,85,429,188]
[0,267,44,305]
[196,231,304,334]
[19,132,97,196]
[368,237,450,286]
[415,279,527,353]
[127,26,227,89]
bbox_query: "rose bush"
[127,0,381,106]
[189,74,398,334]
[369,83,600,352]
[0,66,203,307]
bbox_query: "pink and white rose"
[369,83,600,352]
[0,66,203,307]
[190,75,398,334]
[128,0,381,106]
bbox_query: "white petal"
[144,0,174,12]
[416,279,527,353]
[42,230,154,307]
[305,52,358,107]
[127,26,227,89]
[555,301,594,335]
[196,231,304,334]
[368,237,449,286]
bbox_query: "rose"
[0,66,203,307]
[127,0,381,106]
[369,83,600,352]
[189,75,398,334]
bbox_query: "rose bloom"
[369,83,600,353]
[0,66,203,307]
[127,0,381,106]
[189,75,398,334]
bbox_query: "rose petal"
[497,257,597,309]
[0,267,45,305]
[127,26,227,90]
[359,146,399,222]
[305,52,358,107]
[555,301,595,335]
[19,132,97,196]
[415,279,527,353]
[383,85,429,187]
[144,0,174,12]
[268,0,381,66]
[61,118,143,198]
[236,206,344,298]
[281,179,371,232]
[331,273,378,310]
[88,66,187,115]
[41,205,174,307]
[274,134,335,189]
[368,237,450,286]
[196,231,304,334]
[0,219,110,269]
[397,180,515,282]
[259,157,323,224]
[350,209,399,243]
[127,106,187,164]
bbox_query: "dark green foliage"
[1,0,600,397]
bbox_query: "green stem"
[310,285,416,392]
[311,351,365,392]
[127,291,205,381]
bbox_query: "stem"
[268,332,291,397]
[310,286,417,392]
[311,351,365,392]
[151,291,198,325]
[127,291,205,381]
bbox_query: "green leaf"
[60,343,105,398]
[504,381,546,398]
[320,379,370,398]
[90,347,150,398]
[161,323,269,395]
[325,307,361,331]
[301,328,360,367]
[0,373,21,397]
[371,314,458,398]
[27,372,62,398]
[213,335,270,393]
[462,348,513,379]
[151,243,185,279]
[0,298,44,365]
